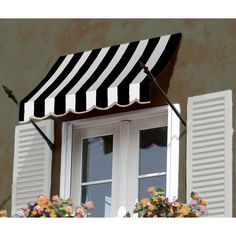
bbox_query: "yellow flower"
[148,205,155,211]
[50,212,57,218]
[147,186,156,194]
[178,205,190,216]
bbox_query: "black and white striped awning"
[19,33,181,122]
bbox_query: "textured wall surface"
[0,19,235,214]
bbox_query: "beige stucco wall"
[0,19,235,215]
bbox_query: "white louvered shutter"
[187,90,233,217]
[12,119,54,216]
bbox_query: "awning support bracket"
[139,61,187,127]
[2,85,54,151]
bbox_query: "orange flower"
[200,199,207,206]
[140,198,149,207]
[147,186,156,194]
[32,210,38,215]
[193,193,200,200]
[38,195,49,203]
[84,201,94,210]
[153,197,159,203]
[169,207,174,213]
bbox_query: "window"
[138,127,167,199]
[60,105,180,217]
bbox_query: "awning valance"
[19,33,181,122]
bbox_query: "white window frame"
[60,105,180,216]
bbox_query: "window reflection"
[138,127,167,199]
[82,135,113,182]
[139,176,166,199]
[82,183,111,217]
[81,135,113,217]
[139,127,167,175]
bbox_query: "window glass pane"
[139,127,167,175]
[82,135,113,182]
[138,176,166,200]
[81,183,111,217]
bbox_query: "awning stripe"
[44,51,92,115]
[108,38,158,106]
[118,36,170,106]
[34,53,83,118]
[86,43,129,110]
[54,48,101,115]
[19,33,182,122]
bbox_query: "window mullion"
[116,120,130,215]
[81,179,112,186]
[138,172,167,179]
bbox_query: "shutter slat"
[192,144,225,154]
[192,173,224,183]
[192,133,225,143]
[192,110,225,121]
[187,90,232,217]
[192,150,225,160]
[16,185,44,194]
[192,123,224,132]
[192,139,224,148]
[192,162,224,172]
[192,116,225,127]
[192,166,224,177]
[16,191,43,200]
[12,119,54,216]
[17,177,43,188]
[192,104,225,115]
[192,156,224,166]
[192,179,225,188]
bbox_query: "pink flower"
[191,200,197,207]
[76,207,85,217]
[65,206,73,213]
[35,205,43,212]
[172,196,177,202]
[200,206,207,215]
[17,210,25,217]
[22,205,28,211]
[38,195,49,203]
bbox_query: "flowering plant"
[126,187,207,217]
[0,210,7,217]
[16,195,93,218]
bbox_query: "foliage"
[15,195,93,218]
[126,187,207,217]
